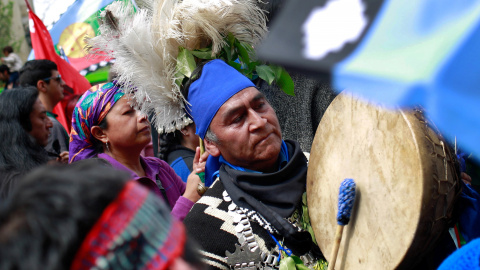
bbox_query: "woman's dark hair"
[0,160,129,270]
[157,62,209,161]
[0,87,48,172]
[158,129,184,161]
[0,159,206,270]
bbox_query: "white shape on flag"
[29,18,35,33]
[302,0,368,60]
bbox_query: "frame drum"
[307,93,460,269]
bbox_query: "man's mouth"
[255,133,271,146]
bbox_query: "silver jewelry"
[223,190,279,269]
[197,182,207,195]
[105,141,110,152]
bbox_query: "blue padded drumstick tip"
[337,178,356,226]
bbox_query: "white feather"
[87,0,267,133]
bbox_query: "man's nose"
[248,110,267,131]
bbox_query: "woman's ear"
[182,124,196,137]
[91,126,108,144]
[180,127,189,136]
[204,138,220,157]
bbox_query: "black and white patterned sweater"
[184,179,282,270]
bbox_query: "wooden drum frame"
[307,93,461,269]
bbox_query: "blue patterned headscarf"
[69,82,125,163]
[186,59,255,139]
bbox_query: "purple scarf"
[69,82,125,163]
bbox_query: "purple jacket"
[98,153,194,220]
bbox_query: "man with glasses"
[19,60,69,163]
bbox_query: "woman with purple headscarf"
[69,82,206,220]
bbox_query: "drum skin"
[307,93,460,269]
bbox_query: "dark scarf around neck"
[220,140,315,255]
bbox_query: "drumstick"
[328,178,356,270]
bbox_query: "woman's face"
[28,98,53,147]
[103,96,151,153]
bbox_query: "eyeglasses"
[41,74,62,83]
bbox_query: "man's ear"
[91,126,108,144]
[204,138,221,157]
[36,80,48,93]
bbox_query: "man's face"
[28,98,53,147]
[44,70,65,104]
[205,87,282,172]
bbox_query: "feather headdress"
[86,0,268,133]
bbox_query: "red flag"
[27,2,91,131]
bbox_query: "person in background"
[0,64,19,91]
[0,159,207,270]
[1,46,22,89]
[158,121,200,183]
[69,82,207,220]
[0,87,52,200]
[19,59,69,163]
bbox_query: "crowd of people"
[0,1,480,270]
[0,54,479,269]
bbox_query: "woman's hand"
[56,151,69,164]
[461,172,472,185]
[183,147,209,203]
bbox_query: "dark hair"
[2,46,13,54]
[19,59,58,87]
[180,60,208,100]
[0,65,10,75]
[0,87,48,172]
[156,62,206,160]
[158,129,184,161]
[0,160,129,270]
[0,159,205,270]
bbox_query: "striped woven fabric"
[71,181,186,270]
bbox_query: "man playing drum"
[183,59,324,270]
[182,59,480,270]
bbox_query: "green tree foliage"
[0,0,22,52]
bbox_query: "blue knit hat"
[437,238,480,270]
[186,59,255,139]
